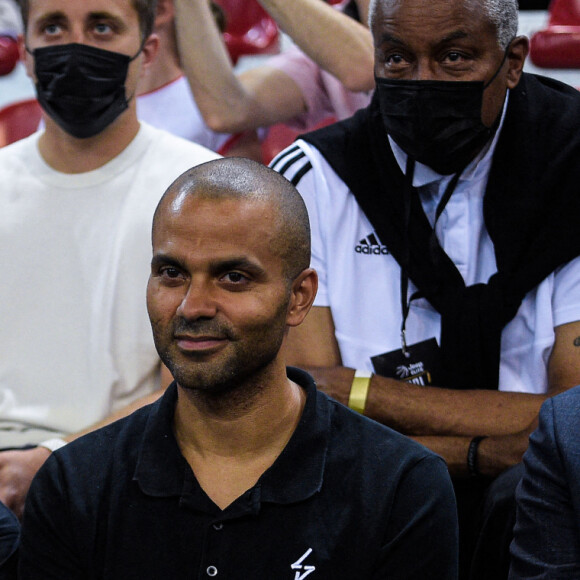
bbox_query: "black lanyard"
[399,158,463,355]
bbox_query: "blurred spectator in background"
[175,0,373,137]
[0,0,218,521]
[136,0,263,160]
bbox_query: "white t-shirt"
[271,128,580,395]
[0,123,219,446]
[136,75,235,153]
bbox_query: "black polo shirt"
[19,368,458,579]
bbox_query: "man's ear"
[506,35,529,89]
[140,32,160,70]
[18,34,34,79]
[286,268,318,328]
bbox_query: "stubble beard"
[153,312,287,404]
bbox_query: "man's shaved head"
[153,157,312,281]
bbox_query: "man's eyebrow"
[378,30,470,47]
[86,11,127,29]
[33,11,67,28]
[151,254,185,270]
[378,32,406,46]
[211,258,266,277]
[438,30,470,44]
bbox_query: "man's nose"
[176,280,218,320]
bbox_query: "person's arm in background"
[0,365,173,519]
[286,307,580,477]
[255,0,374,92]
[174,0,374,133]
[175,0,308,133]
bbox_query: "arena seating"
[0,35,19,77]
[261,117,337,165]
[0,99,42,147]
[529,0,580,69]
[215,0,280,65]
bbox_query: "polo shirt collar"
[133,382,189,498]
[133,367,329,509]
[258,367,329,504]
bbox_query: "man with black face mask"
[272,0,580,578]
[0,0,219,521]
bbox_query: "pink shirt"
[266,44,372,130]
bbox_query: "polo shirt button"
[213,523,224,531]
[206,565,218,577]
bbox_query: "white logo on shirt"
[291,548,316,579]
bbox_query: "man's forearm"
[414,429,532,477]
[366,373,546,436]
[257,0,374,91]
[174,0,252,133]
[308,366,546,437]
[175,0,308,132]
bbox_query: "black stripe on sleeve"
[269,144,301,169]
[289,161,312,187]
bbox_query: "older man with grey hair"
[272,0,580,578]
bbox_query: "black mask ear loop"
[483,40,512,90]
[121,37,148,104]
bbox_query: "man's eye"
[222,272,247,284]
[94,22,112,34]
[43,24,61,35]
[160,267,181,279]
[385,54,406,67]
[443,51,470,64]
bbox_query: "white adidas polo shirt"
[272,133,580,395]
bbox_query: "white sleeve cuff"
[38,438,67,453]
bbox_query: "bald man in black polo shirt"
[19,159,458,580]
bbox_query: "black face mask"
[29,43,141,139]
[375,52,508,175]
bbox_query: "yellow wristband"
[348,370,372,414]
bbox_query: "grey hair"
[368,0,518,49]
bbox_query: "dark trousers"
[453,463,524,580]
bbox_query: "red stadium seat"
[0,36,19,76]
[529,0,580,68]
[214,0,280,65]
[261,117,337,165]
[0,99,43,147]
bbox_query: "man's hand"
[0,447,51,519]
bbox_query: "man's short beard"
[157,312,286,404]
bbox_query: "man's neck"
[37,111,141,174]
[173,364,306,509]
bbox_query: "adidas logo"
[355,233,389,255]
